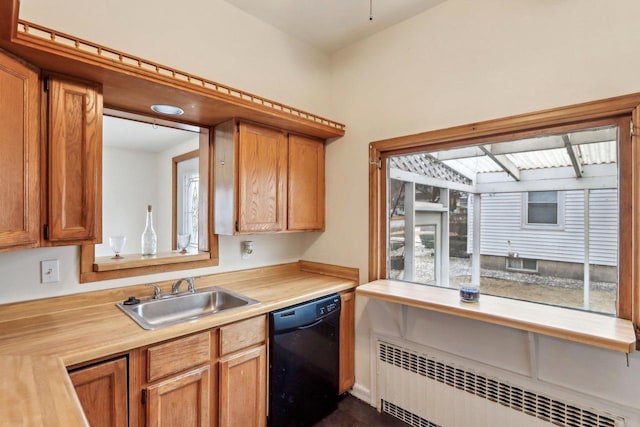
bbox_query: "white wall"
[303,0,640,418]
[97,137,201,257]
[19,0,332,117]
[96,147,159,257]
[0,0,330,303]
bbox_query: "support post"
[472,193,482,286]
[441,188,450,287]
[404,182,415,281]
[584,189,590,310]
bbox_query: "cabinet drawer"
[220,315,266,356]
[147,332,211,382]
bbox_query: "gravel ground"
[389,249,617,315]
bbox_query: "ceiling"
[103,116,199,153]
[223,0,445,53]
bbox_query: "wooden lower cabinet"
[67,306,350,426]
[339,290,356,394]
[127,316,267,427]
[219,346,267,427]
[69,357,128,427]
[146,366,211,427]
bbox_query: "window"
[526,191,559,225]
[385,127,619,314]
[174,153,199,251]
[506,257,537,273]
[370,97,637,323]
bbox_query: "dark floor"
[312,395,409,427]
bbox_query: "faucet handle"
[186,277,196,293]
[145,283,162,299]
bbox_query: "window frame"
[369,94,640,334]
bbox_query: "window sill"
[357,279,636,353]
[93,250,210,271]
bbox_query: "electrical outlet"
[41,259,60,284]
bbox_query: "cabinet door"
[0,50,40,251]
[288,135,325,231]
[146,366,210,427]
[237,123,287,232]
[69,357,128,427]
[219,346,266,427]
[46,76,102,243]
[339,291,356,394]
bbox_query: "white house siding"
[467,189,617,266]
[588,189,618,266]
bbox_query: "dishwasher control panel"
[317,295,340,317]
[271,293,341,332]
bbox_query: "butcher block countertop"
[357,279,636,354]
[0,261,358,427]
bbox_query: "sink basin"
[116,286,259,330]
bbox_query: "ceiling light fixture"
[369,0,373,21]
[150,104,184,115]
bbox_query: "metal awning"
[390,125,618,186]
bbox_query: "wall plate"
[41,259,60,284]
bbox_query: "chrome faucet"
[171,277,196,295]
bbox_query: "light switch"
[41,259,60,284]
[242,241,254,259]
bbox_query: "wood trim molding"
[632,106,640,331]
[298,260,359,283]
[617,116,633,321]
[0,0,18,41]
[80,244,219,283]
[369,93,640,329]
[371,93,640,153]
[0,1,345,139]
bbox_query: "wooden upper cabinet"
[238,122,287,233]
[288,134,325,231]
[0,49,40,251]
[214,120,325,235]
[45,76,102,244]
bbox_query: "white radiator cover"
[376,339,626,427]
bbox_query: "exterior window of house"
[526,191,559,225]
[173,151,199,250]
[506,257,538,272]
[384,123,620,315]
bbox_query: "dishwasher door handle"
[294,318,324,331]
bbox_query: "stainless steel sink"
[116,286,259,330]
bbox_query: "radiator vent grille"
[382,399,442,427]
[378,342,622,427]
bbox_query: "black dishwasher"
[268,293,341,427]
